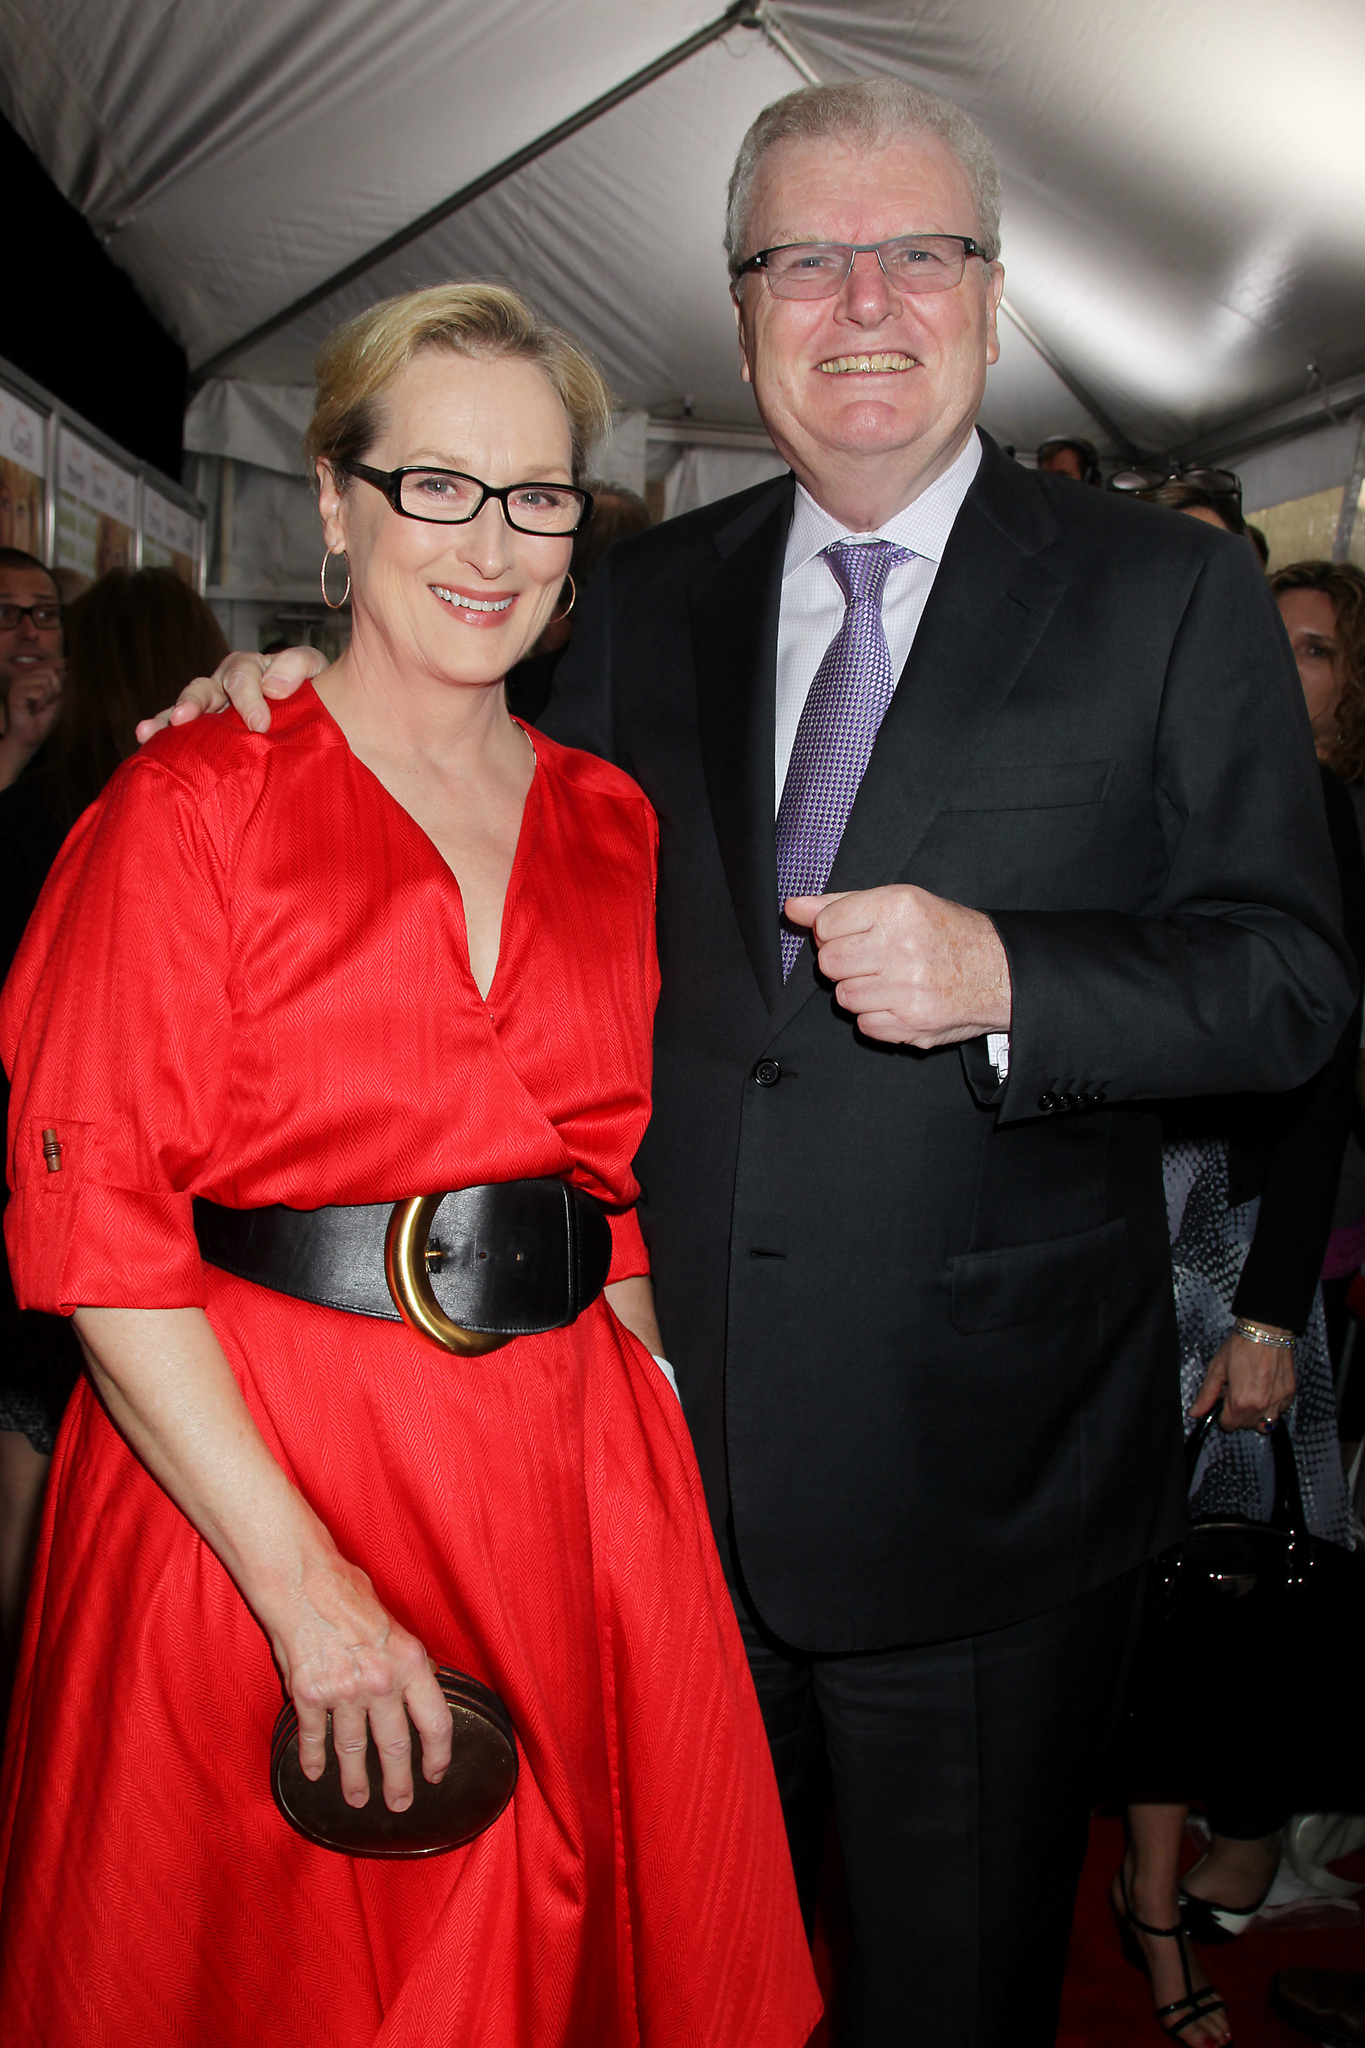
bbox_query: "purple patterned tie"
[775,539,913,979]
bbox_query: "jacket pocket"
[950,1216,1130,1332]
[940,759,1115,812]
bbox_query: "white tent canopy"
[7,0,1364,580]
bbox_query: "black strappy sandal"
[1112,1863,1231,2044]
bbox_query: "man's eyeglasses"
[0,602,61,632]
[733,234,986,301]
[1108,464,1243,510]
[343,463,593,536]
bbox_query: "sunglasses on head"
[1108,464,1242,508]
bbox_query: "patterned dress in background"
[1164,1135,1353,1546]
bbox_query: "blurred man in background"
[1036,433,1101,485]
[0,549,62,792]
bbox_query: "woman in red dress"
[0,283,818,2047]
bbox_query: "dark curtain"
[1,110,187,479]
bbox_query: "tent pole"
[748,5,822,85]
[190,1,758,386]
[1332,412,1365,564]
[996,300,1138,461]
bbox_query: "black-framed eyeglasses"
[733,234,986,300]
[0,601,61,631]
[344,462,593,535]
[1108,463,1243,509]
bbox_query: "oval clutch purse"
[270,1665,518,1858]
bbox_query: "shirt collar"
[783,428,983,579]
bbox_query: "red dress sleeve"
[1,752,234,1314]
[605,1208,649,1285]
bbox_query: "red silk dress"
[0,688,819,2048]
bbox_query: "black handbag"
[270,1664,518,1858]
[1116,1409,1365,1817]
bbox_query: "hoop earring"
[549,573,576,625]
[320,548,350,610]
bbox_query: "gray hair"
[724,78,1003,278]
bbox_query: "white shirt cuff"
[986,1032,1010,1082]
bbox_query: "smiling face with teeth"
[317,348,576,696]
[733,131,1004,531]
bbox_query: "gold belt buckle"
[384,1195,511,1357]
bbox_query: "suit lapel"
[764,440,1066,1041]
[692,477,794,1010]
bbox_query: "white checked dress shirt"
[773,429,983,800]
[772,429,1009,1077]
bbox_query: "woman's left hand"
[1190,1328,1296,1431]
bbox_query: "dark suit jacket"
[1163,765,1365,1337]
[543,434,1354,1653]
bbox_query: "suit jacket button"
[1037,1091,1058,1112]
[754,1059,782,1087]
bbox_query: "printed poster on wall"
[0,385,47,556]
[142,485,202,588]
[55,426,136,580]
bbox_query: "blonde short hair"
[725,78,1002,276]
[304,282,612,486]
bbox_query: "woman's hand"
[1190,1327,1296,1431]
[135,644,324,743]
[263,1550,452,1811]
[74,1305,452,1812]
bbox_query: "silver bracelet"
[1232,1317,1294,1353]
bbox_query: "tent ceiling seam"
[1171,367,1365,467]
[996,299,1138,460]
[189,0,759,388]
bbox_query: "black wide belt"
[192,1178,613,1357]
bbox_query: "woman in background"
[1109,496,1362,2048]
[1273,561,1365,1421]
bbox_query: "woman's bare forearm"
[75,1305,451,1806]
[74,1306,336,1622]
[604,1276,665,1358]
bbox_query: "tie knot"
[823,538,913,609]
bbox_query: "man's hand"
[0,661,63,790]
[135,644,324,744]
[4,663,62,748]
[786,885,1012,1047]
[1190,1329,1295,1431]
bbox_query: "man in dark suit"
[539,79,1353,2046]
[171,76,1351,2047]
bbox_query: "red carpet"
[809,1812,1364,2045]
